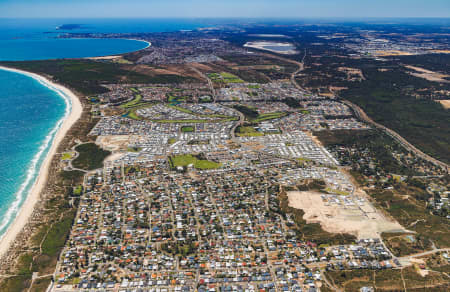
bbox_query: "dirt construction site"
[287,190,406,239]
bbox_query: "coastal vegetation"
[325,266,449,291]
[72,143,111,170]
[41,210,76,257]
[340,66,450,164]
[219,54,297,81]
[60,170,85,184]
[0,60,197,95]
[295,52,450,164]
[0,208,76,292]
[314,129,450,252]
[368,185,450,249]
[314,129,422,176]
[381,232,433,257]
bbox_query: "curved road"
[190,65,244,138]
[342,99,449,171]
[265,49,448,172]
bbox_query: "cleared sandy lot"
[97,135,131,151]
[438,100,450,109]
[287,191,405,239]
[374,50,413,56]
[405,65,449,83]
[244,41,297,55]
[337,67,365,81]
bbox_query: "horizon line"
[1,16,450,20]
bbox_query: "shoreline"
[84,39,151,60]
[0,65,83,259]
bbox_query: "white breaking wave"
[0,71,71,238]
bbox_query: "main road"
[342,99,449,171]
[264,49,449,172]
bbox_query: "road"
[342,99,449,172]
[258,50,307,92]
[264,50,450,266]
[290,49,307,91]
[230,109,245,139]
[398,248,450,262]
[190,66,216,101]
[266,48,449,172]
[190,65,246,138]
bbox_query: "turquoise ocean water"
[0,38,149,61]
[0,69,68,235]
[0,18,207,238]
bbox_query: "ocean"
[0,69,68,236]
[0,18,209,239]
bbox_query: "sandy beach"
[0,66,82,259]
[86,40,151,60]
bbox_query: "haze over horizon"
[1,0,449,19]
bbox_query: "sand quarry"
[97,135,131,152]
[287,190,405,239]
[405,65,449,83]
[244,41,297,55]
[438,100,450,109]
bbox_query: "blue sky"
[1,0,449,18]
